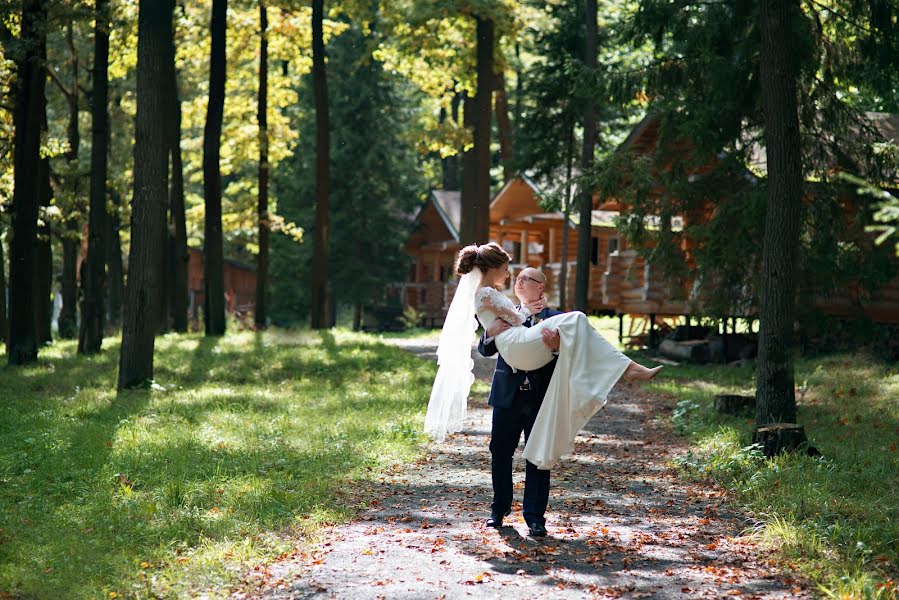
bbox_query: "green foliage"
[0,329,432,598]
[399,304,424,330]
[515,0,649,210]
[654,355,899,598]
[270,17,426,324]
[589,0,899,319]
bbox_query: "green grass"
[0,329,434,599]
[649,354,899,599]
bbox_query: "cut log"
[659,339,710,363]
[751,423,818,457]
[714,394,755,415]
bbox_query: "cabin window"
[590,237,599,266]
[409,261,417,282]
[608,238,619,255]
[439,265,447,282]
[510,242,522,262]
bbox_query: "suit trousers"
[489,385,551,525]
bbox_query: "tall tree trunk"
[494,72,514,183]
[59,223,79,338]
[472,15,493,243]
[755,0,802,426]
[118,0,173,389]
[255,0,269,329]
[559,120,575,310]
[203,0,227,336]
[79,0,110,354]
[105,190,124,329]
[513,42,522,133]
[8,0,47,364]
[169,80,188,333]
[0,237,7,343]
[352,302,362,332]
[309,0,330,329]
[35,120,53,346]
[59,17,81,339]
[574,0,597,312]
[459,93,476,244]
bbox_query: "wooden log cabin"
[403,179,634,325]
[401,190,462,325]
[488,176,626,313]
[187,247,258,326]
[601,112,899,326]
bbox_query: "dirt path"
[241,341,809,599]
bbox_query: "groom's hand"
[541,328,560,351]
[485,318,511,338]
[524,297,547,314]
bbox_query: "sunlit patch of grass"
[0,329,433,599]
[661,354,899,598]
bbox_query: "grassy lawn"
[646,353,899,598]
[0,329,434,599]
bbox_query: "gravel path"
[238,340,809,600]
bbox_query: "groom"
[478,267,561,537]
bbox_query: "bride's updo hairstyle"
[456,242,511,276]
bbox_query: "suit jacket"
[477,307,562,409]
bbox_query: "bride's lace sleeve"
[477,288,531,326]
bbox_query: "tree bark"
[0,237,7,343]
[459,93,476,244]
[79,0,110,354]
[559,119,575,310]
[118,0,174,389]
[309,0,331,329]
[494,72,514,183]
[166,30,188,333]
[59,223,79,339]
[203,0,227,336]
[755,0,802,426]
[35,126,53,346]
[8,0,48,364]
[472,16,493,244]
[105,190,124,329]
[58,17,81,340]
[255,0,269,329]
[352,302,362,332]
[574,0,597,312]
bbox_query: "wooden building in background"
[187,247,257,325]
[399,190,462,324]
[401,113,898,331]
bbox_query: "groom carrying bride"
[478,267,560,538]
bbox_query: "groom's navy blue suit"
[478,306,561,527]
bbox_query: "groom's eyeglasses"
[515,275,542,285]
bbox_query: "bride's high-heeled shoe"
[622,362,663,382]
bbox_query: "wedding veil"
[423,267,482,442]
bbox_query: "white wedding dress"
[474,286,632,470]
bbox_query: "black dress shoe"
[486,509,511,528]
[527,521,547,537]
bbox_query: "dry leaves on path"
[237,344,810,600]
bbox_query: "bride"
[425,242,661,469]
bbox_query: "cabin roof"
[428,190,461,242]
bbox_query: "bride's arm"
[481,291,531,327]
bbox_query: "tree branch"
[46,67,73,99]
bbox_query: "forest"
[1,0,898,598]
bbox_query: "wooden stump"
[752,423,814,457]
[714,394,755,415]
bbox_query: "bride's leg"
[622,361,663,381]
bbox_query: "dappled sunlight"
[0,329,435,598]
[662,352,899,596]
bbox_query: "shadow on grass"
[0,330,433,598]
